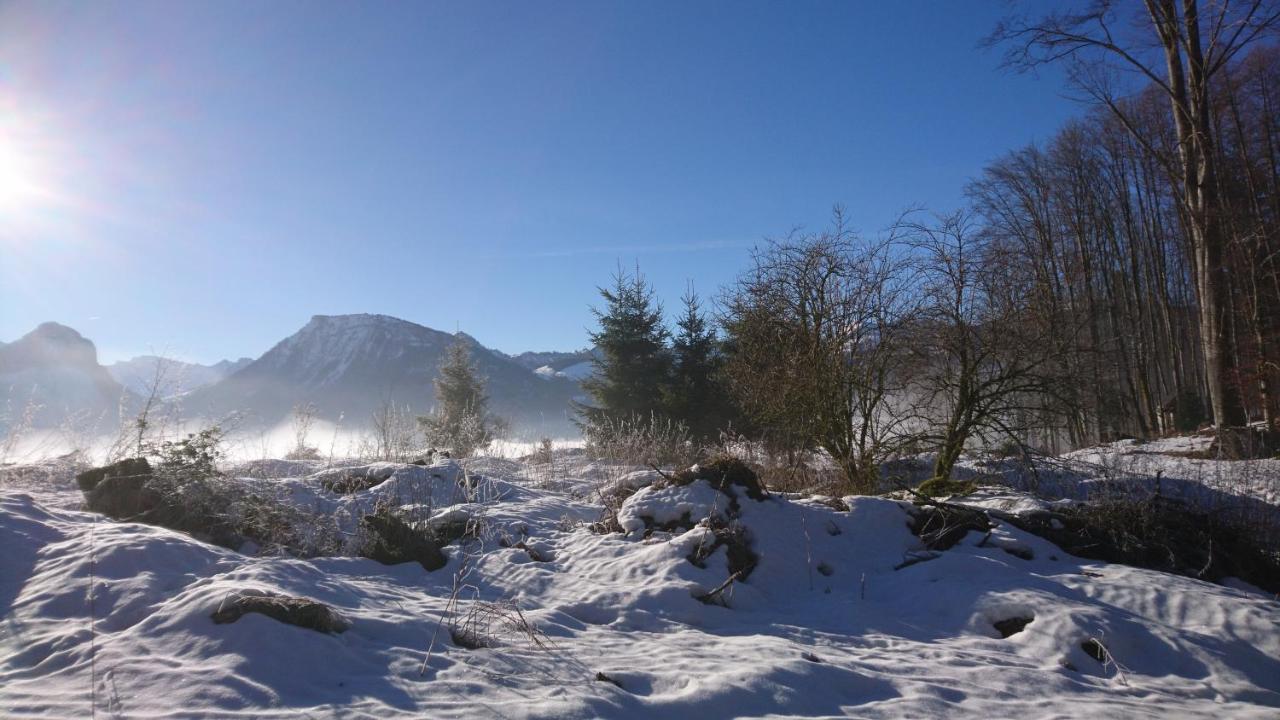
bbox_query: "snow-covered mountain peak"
[257,314,455,387]
[181,314,580,433]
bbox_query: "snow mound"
[618,480,729,538]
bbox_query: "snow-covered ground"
[2,446,1278,718]
[864,435,1279,529]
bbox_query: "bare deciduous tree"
[722,208,919,491]
[898,211,1074,481]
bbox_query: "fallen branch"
[695,570,743,606]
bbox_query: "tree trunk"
[1151,0,1248,428]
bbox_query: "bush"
[284,445,323,461]
[988,438,1024,459]
[1009,496,1280,594]
[151,427,226,482]
[78,427,345,557]
[667,455,766,501]
[532,437,554,465]
[420,409,500,459]
[584,413,698,467]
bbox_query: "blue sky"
[0,0,1077,364]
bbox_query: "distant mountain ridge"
[2,315,583,435]
[507,349,595,373]
[107,356,252,397]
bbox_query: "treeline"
[578,6,1280,490]
[972,44,1280,446]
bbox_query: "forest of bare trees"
[984,0,1280,450]
[969,57,1279,448]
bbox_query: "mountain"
[508,349,595,372]
[107,356,253,397]
[0,322,134,430]
[211,357,254,376]
[508,348,598,383]
[185,314,581,434]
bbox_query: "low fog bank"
[0,417,584,466]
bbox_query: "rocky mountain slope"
[0,323,133,431]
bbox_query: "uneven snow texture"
[2,455,1279,718]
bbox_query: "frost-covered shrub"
[151,426,226,482]
[284,445,323,461]
[667,455,766,501]
[583,413,699,468]
[79,426,346,556]
[532,437,554,465]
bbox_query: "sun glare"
[0,132,44,215]
[0,104,68,242]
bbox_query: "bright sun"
[0,131,46,217]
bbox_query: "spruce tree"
[418,338,503,457]
[668,285,722,440]
[577,266,673,432]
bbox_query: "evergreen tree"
[577,266,673,431]
[418,338,504,457]
[668,285,724,440]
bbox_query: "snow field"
[1,450,1278,718]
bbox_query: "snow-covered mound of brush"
[1,453,1278,718]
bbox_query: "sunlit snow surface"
[2,448,1279,718]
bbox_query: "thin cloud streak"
[481,239,752,261]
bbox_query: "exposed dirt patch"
[76,457,152,494]
[1005,499,1280,594]
[993,616,1033,638]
